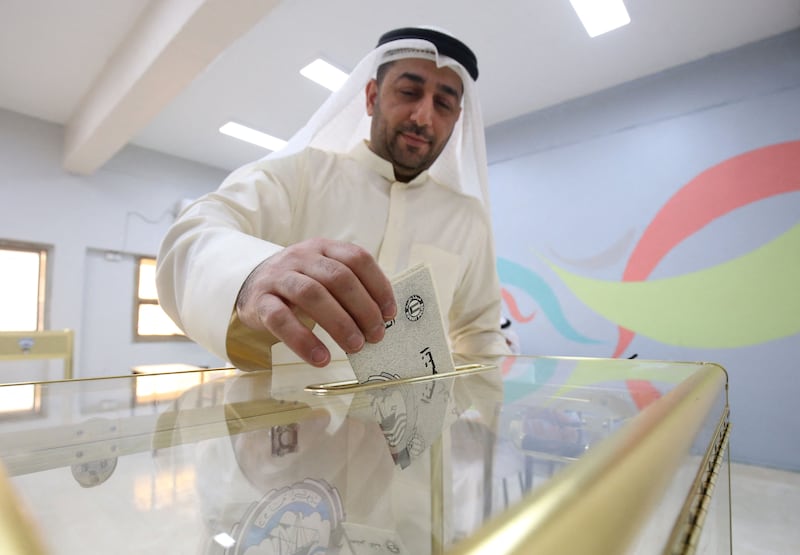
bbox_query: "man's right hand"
[235,238,397,367]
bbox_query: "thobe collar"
[350,140,430,187]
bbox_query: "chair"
[0,329,74,381]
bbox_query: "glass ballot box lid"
[0,355,729,555]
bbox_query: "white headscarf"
[268,27,490,207]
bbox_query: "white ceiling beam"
[63,0,280,175]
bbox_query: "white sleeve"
[155,155,304,362]
[448,209,511,356]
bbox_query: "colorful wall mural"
[498,141,800,356]
[486,30,800,469]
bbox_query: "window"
[134,257,185,340]
[0,383,41,419]
[0,243,48,331]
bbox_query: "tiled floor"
[730,462,800,555]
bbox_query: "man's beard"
[388,123,437,175]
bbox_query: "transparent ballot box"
[0,355,730,554]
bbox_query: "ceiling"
[2,0,799,174]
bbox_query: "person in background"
[156,26,510,369]
[500,317,521,354]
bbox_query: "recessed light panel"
[219,122,287,152]
[570,0,631,37]
[300,58,349,92]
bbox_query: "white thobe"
[156,141,509,366]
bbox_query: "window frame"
[0,240,50,332]
[133,256,187,342]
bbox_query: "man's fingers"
[258,267,372,358]
[252,293,331,367]
[320,241,397,321]
[277,268,377,354]
[235,238,397,365]
[302,255,388,345]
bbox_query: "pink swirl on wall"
[501,287,536,323]
[614,140,800,358]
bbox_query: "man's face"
[366,58,463,182]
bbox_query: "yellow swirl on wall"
[547,222,800,348]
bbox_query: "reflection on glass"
[349,373,454,469]
[133,465,196,511]
[0,383,37,414]
[171,372,407,554]
[133,364,205,404]
[0,357,731,554]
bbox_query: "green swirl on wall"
[546,222,800,348]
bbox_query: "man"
[156,26,510,370]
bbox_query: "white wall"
[0,109,229,377]
[484,30,800,470]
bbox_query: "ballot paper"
[348,376,454,468]
[347,263,456,383]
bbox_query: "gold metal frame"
[664,411,732,554]
[0,461,48,555]
[446,363,729,555]
[304,363,496,395]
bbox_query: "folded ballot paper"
[347,263,455,383]
[347,264,456,468]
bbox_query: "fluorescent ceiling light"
[300,58,349,91]
[219,122,287,152]
[569,0,631,37]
